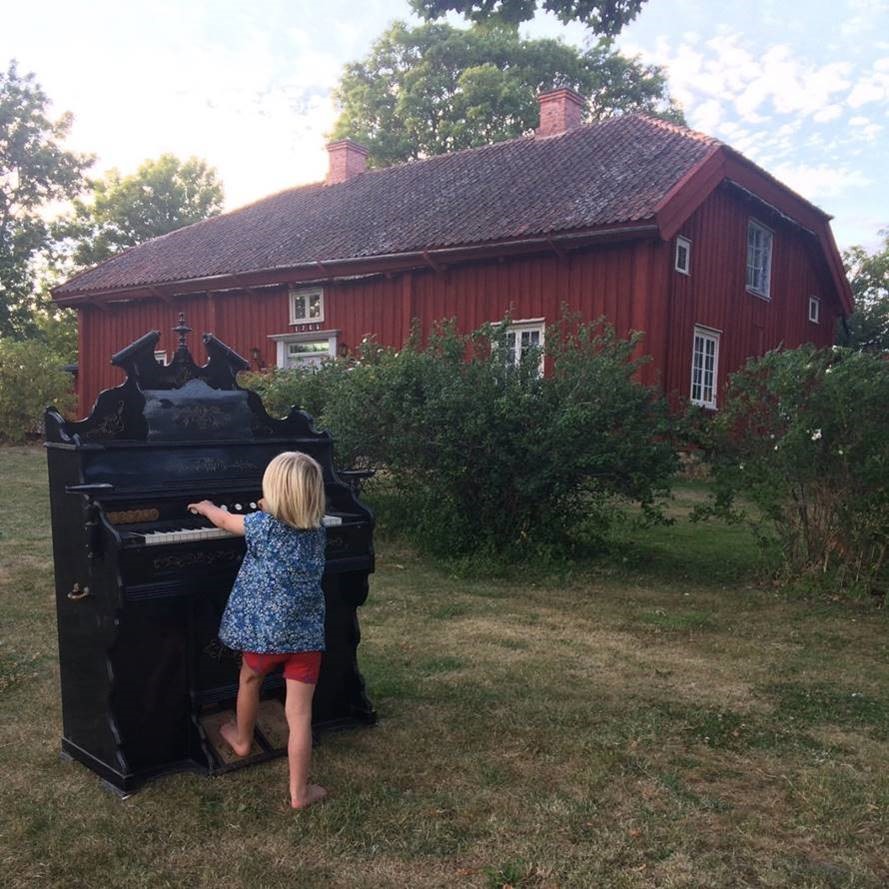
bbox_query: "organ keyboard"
[45,316,375,794]
[133,512,343,547]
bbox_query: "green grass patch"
[3,447,889,888]
[416,655,466,675]
[484,860,533,889]
[429,601,473,620]
[635,608,718,632]
[0,643,42,693]
[762,681,889,739]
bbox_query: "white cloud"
[848,80,887,107]
[638,31,856,127]
[813,104,843,123]
[842,0,889,37]
[846,57,889,107]
[769,163,872,200]
[692,98,724,132]
[847,114,883,140]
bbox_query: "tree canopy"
[64,154,224,268]
[840,231,889,352]
[331,21,683,168]
[0,60,91,338]
[411,0,648,34]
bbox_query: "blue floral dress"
[219,511,326,654]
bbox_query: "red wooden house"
[54,88,853,412]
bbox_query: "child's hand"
[188,500,215,517]
[187,500,246,536]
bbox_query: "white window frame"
[269,330,339,369]
[504,318,545,375]
[690,325,720,410]
[154,350,168,366]
[746,219,773,299]
[808,296,821,324]
[288,285,325,325]
[674,236,691,275]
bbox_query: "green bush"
[240,359,353,423]
[0,338,76,443]
[698,345,889,596]
[247,316,678,557]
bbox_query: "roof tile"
[56,114,721,296]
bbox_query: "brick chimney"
[325,138,369,185]
[535,87,586,137]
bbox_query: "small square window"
[289,286,324,325]
[808,296,820,324]
[675,236,691,275]
[154,350,168,366]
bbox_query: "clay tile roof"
[55,114,722,297]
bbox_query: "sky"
[3,0,887,251]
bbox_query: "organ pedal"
[199,711,263,766]
[199,700,290,770]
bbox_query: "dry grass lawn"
[1,446,887,888]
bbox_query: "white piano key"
[141,526,238,545]
[322,514,342,527]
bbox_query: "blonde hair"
[262,451,325,529]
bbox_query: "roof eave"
[52,222,661,307]
[654,144,725,241]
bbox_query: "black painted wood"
[45,318,375,793]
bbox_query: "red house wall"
[76,239,668,411]
[663,183,840,404]
[74,186,839,414]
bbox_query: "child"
[188,451,328,810]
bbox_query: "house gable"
[655,145,853,317]
[663,183,841,404]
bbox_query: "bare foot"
[219,721,251,757]
[291,783,328,810]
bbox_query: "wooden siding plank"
[75,190,837,412]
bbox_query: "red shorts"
[242,651,322,684]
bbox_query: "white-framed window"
[154,350,168,366]
[690,325,720,409]
[269,330,339,369]
[289,285,324,325]
[675,236,691,275]
[746,219,773,298]
[808,296,821,324]
[505,319,545,374]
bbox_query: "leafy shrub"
[0,338,76,443]
[247,315,678,557]
[698,345,889,596]
[240,359,350,423]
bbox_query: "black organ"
[45,317,375,794]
